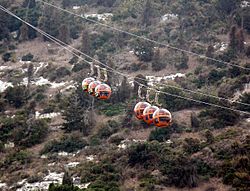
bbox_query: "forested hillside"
[0,0,249,191]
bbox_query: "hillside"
[0,0,250,191]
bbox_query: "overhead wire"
[33,0,250,107]
[0,5,249,115]
[3,3,248,108]
[36,0,250,71]
[5,1,250,107]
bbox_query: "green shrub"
[183,138,202,154]
[48,183,83,191]
[4,85,27,108]
[80,161,120,189]
[72,63,85,72]
[21,53,34,61]
[89,136,101,146]
[100,103,126,117]
[2,52,12,62]
[41,135,88,154]
[148,123,183,142]
[133,39,154,62]
[69,56,78,65]
[4,150,31,166]
[96,120,120,139]
[14,119,49,147]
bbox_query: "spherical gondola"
[95,83,112,100]
[82,77,95,92]
[153,108,172,128]
[134,102,151,120]
[143,105,159,125]
[88,81,101,96]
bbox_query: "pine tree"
[62,84,93,135]
[62,94,85,133]
[205,45,215,65]
[229,25,237,53]
[58,24,71,44]
[236,28,245,53]
[19,23,29,41]
[191,112,200,129]
[22,0,36,8]
[62,171,73,186]
[142,0,152,27]
[117,76,131,102]
[152,48,165,71]
[27,63,34,88]
[133,74,147,95]
[81,29,91,55]
[0,7,10,41]
[205,130,214,144]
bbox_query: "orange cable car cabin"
[82,77,95,92]
[153,108,172,128]
[143,105,159,125]
[134,102,151,120]
[95,83,112,100]
[88,81,101,96]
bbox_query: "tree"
[27,63,34,92]
[205,130,214,144]
[0,8,10,40]
[62,0,71,8]
[141,0,152,26]
[133,39,154,62]
[152,48,165,71]
[62,85,94,135]
[62,94,86,133]
[22,0,36,8]
[235,28,244,53]
[62,171,73,186]
[191,112,200,129]
[58,24,70,44]
[81,29,91,55]
[116,77,131,102]
[206,45,215,65]
[4,86,28,108]
[237,93,250,112]
[14,118,49,147]
[216,0,239,15]
[133,74,147,95]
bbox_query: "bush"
[128,142,162,169]
[41,135,88,154]
[4,85,27,108]
[208,69,227,84]
[183,138,202,154]
[160,87,192,111]
[13,119,49,147]
[96,120,120,139]
[4,150,31,166]
[69,56,78,65]
[148,123,183,142]
[72,63,85,72]
[80,161,120,190]
[2,52,12,62]
[48,183,83,191]
[133,39,154,62]
[100,103,126,117]
[21,53,34,61]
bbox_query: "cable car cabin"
[88,81,101,96]
[134,102,151,120]
[143,106,159,125]
[95,84,112,100]
[82,77,95,92]
[153,109,172,128]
